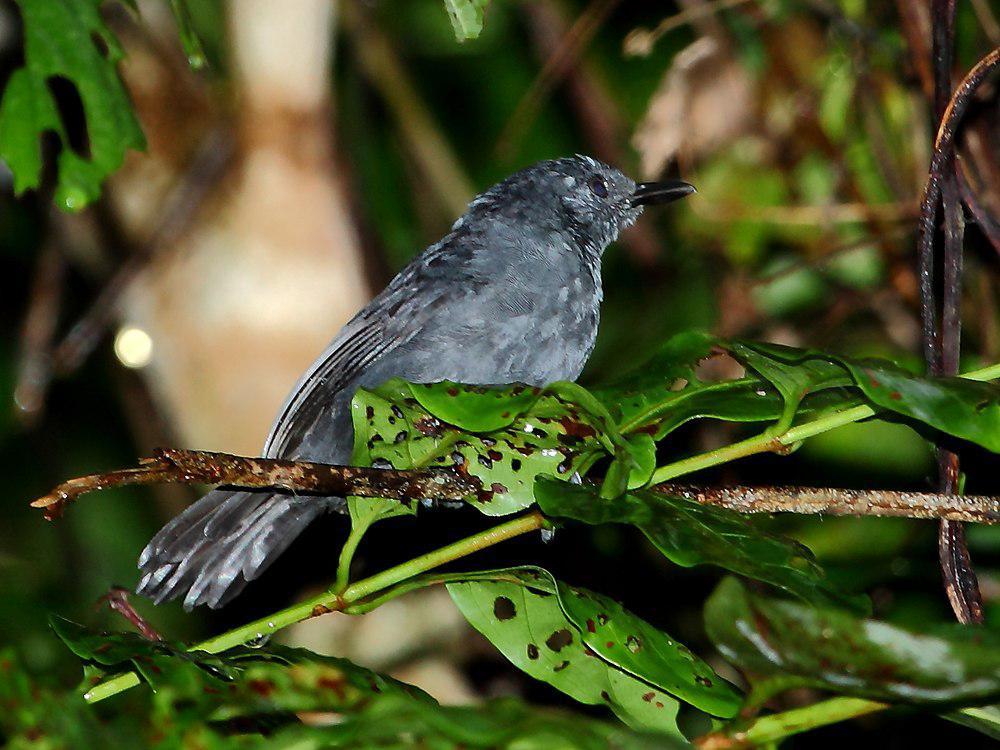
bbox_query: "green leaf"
[268,694,684,749]
[705,577,1000,705]
[443,0,491,41]
[407,380,543,433]
[348,381,421,527]
[723,340,1000,453]
[352,379,605,516]
[447,566,741,725]
[593,332,859,442]
[946,705,1000,741]
[52,616,430,710]
[841,358,1000,452]
[169,0,207,69]
[723,340,854,432]
[534,479,867,613]
[0,0,145,210]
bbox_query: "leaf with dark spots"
[353,380,605,516]
[49,616,428,713]
[705,577,1000,705]
[534,478,867,614]
[446,566,739,724]
[0,0,145,210]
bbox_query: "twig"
[916,46,1000,371]
[30,448,1000,525]
[53,127,233,374]
[30,448,479,520]
[13,239,66,424]
[656,483,1000,524]
[343,3,474,219]
[622,0,754,58]
[97,587,163,641]
[495,0,621,159]
[694,697,887,749]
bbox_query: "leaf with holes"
[705,577,1000,705]
[0,0,145,210]
[447,567,741,726]
[534,479,867,613]
[352,379,606,516]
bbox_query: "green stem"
[85,511,545,704]
[335,520,370,592]
[652,362,1000,484]
[696,698,886,748]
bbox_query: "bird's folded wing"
[261,247,471,458]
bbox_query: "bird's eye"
[589,176,608,198]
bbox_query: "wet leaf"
[443,0,491,41]
[447,566,741,724]
[352,379,604,516]
[51,616,428,711]
[705,577,1000,705]
[0,0,145,210]
[723,340,853,432]
[534,479,867,613]
[592,332,859,442]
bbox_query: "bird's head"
[464,155,694,258]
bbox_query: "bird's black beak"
[630,179,697,207]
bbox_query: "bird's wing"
[262,243,473,458]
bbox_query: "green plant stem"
[335,520,370,592]
[84,511,545,704]
[695,697,886,748]
[652,362,1000,484]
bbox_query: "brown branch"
[14,238,66,425]
[30,449,1000,526]
[30,448,480,521]
[920,1,987,624]
[98,587,163,641]
[655,483,1000,525]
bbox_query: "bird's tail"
[136,489,332,610]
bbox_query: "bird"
[136,155,695,610]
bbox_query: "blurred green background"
[2,0,1000,745]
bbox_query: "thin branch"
[30,448,479,520]
[13,238,66,424]
[98,587,163,641]
[30,448,1000,525]
[925,0,985,625]
[656,483,999,525]
[916,46,1000,371]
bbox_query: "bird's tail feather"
[136,489,330,610]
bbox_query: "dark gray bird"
[136,155,694,609]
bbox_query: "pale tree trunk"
[112,0,370,454]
